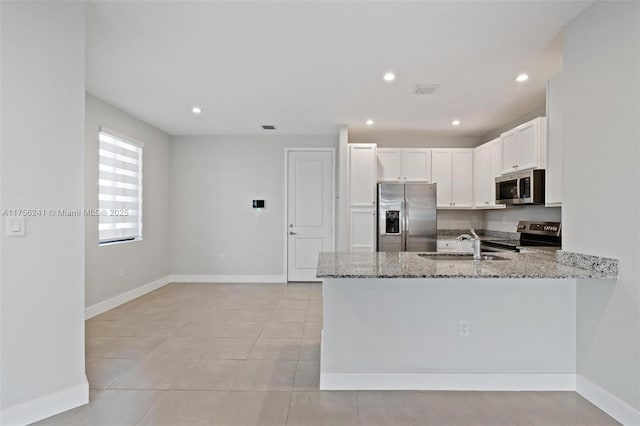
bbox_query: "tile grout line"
[132,389,168,426]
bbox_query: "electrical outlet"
[218,254,225,262]
[118,267,125,277]
[459,319,470,336]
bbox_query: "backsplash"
[437,229,519,240]
[437,206,561,233]
[437,210,482,230]
[482,205,561,233]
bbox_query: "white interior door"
[287,150,334,282]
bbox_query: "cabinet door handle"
[289,231,297,235]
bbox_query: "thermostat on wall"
[252,200,265,208]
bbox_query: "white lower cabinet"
[350,207,376,252]
[437,239,474,253]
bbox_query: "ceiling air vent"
[414,84,440,95]
[261,125,276,130]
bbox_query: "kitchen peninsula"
[316,250,616,391]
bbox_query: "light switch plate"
[6,216,26,237]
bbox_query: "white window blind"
[98,128,143,244]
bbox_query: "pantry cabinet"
[350,208,376,252]
[348,144,377,252]
[349,144,377,207]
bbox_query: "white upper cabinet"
[500,117,547,174]
[501,130,519,174]
[431,150,452,206]
[451,150,473,208]
[546,74,563,206]
[403,149,431,181]
[431,149,473,208]
[474,138,504,208]
[377,148,431,182]
[377,148,403,181]
[349,144,377,207]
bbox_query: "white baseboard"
[1,380,88,426]
[170,274,286,283]
[576,375,640,426]
[320,372,576,391]
[85,275,171,319]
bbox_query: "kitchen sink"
[418,253,508,261]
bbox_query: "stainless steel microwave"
[495,169,545,205]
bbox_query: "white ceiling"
[86,1,592,136]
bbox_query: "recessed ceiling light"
[383,72,395,82]
[191,106,202,114]
[366,119,374,126]
[515,73,529,82]
[451,119,461,126]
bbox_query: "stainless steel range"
[481,221,561,252]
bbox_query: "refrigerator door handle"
[402,196,408,250]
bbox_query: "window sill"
[99,237,143,247]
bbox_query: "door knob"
[289,231,297,235]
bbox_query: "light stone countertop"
[316,251,616,280]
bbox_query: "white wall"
[480,105,547,143]
[1,2,88,424]
[562,1,640,422]
[483,206,561,233]
[85,93,171,309]
[170,135,338,278]
[336,128,350,251]
[348,129,481,148]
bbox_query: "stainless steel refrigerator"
[377,183,437,252]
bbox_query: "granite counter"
[317,251,617,280]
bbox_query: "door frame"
[283,147,336,282]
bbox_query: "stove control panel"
[517,221,562,236]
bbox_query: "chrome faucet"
[457,228,482,260]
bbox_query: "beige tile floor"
[35,282,619,426]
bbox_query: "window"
[98,128,143,244]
